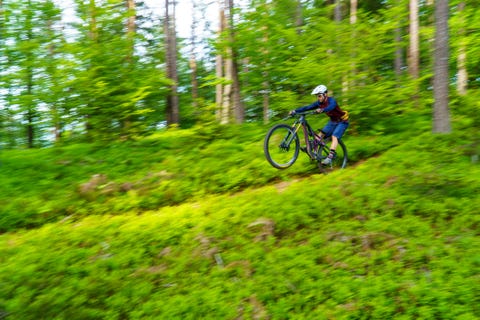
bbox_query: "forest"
[1,0,480,319]
[1,0,479,147]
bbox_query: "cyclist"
[289,85,349,165]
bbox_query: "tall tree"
[0,0,13,147]
[82,0,100,138]
[164,0,180,125]
[126,0,135,61]
[41,0,65,143]
[433,0,451,133]
[350,0,357,24]
[2,0,49,148]
[408,0,420,79]
[189,0,199,112]
[0,0,171,147]
[227,0,244,123]
[70,0,160,140]
[335,0,343,21]
[216,2,227,123]
[456,1,467,95]
[122,0,136,136]
[348,0,358,92]
[235,0,273,123]
[295,0,303,34]
[216,0,243,124]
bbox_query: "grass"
[0,120,479,319]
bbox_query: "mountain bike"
[263,111,348,172]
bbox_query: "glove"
[315,108,323,114]
[289,110,296,116]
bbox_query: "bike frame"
[290,112,324,160]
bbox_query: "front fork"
[280,123,301,151]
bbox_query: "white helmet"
[311,85,328,95]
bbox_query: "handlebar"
[296,111,318,116]
[282,110,318,121]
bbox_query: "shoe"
[321,157,332,165]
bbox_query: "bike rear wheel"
[264,124,300,169]
[318,138,348,169]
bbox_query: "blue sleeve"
[295,101,320,113]
[323,97,337,112]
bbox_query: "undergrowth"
[0,122,479,319]
[0,123,392,232]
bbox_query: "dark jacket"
[295,97,349,122]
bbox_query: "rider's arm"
[294,101,320,113]
[321,97,337,113]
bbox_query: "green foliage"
[1,121,479,318]
[0,0,174,146]
[0,124,268,231]
[2,0,480,145]
[1,0,480,317]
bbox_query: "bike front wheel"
[264,124,300,169]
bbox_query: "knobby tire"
[264,124,299,169]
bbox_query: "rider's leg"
[318,121,334,141]
[330,136,339,150]
[331,121,349,145]
[322,121,349,165]
[319,122,335,165]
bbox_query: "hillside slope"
[1,126,479,319]
[0,123,389,232]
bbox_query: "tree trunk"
[216,0,243,124]
[85,0,98,138]
[349,0,357,89]
[408,0,419,79]
[216,3,226,122]
[295,0,303,34]
[350,0,357,24]
[123,0,136,135]
[262,78,269,124]
[189,53,199,110]
[126,0,135,62]
[215,51,224,122]
[433,0,451,133]
[335,0,342,22]
[227,0,244,124]
[334,0,348,98]
[457,43,467,96]
[26,63,34,148]
[26,1,35,148]
[189,0,199,111]
[456,1,467,95]
[164,0,179,126]
[47,20,61,143]
[222,47,232,125]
